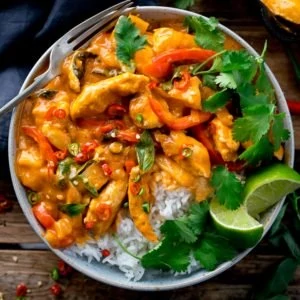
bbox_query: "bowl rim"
[8,6,294,291]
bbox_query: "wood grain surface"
[1,0,300,299]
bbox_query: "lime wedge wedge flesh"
[244,163,300,218]
[210,198,264,248]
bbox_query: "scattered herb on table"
[252,191,300,299]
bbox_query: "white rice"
[66,184,198,281]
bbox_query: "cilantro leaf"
[253,258,298,300]
[114,16,147,67]
[239,135,274,165]
[233,104,275,143]
[59,203,87,217]
[203,89,232,112]
[185,201,209,235]
[215,73,237,89]
[174,0,195,9]
[271,113,290,151]
[193,232,237,271]
[135,130,155,172]
[184,16,225,51]
[221,50,254,72]
[161,220,197,244]
[211,165,244,210]
[141,237,191,272]
[160,202,209,243]
[202,74,218,89]
[256,61,275,103]
[237,83,269,109]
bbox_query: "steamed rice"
[65,184,198,281]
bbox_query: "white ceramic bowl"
[8,6,294,291]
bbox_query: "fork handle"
[0,70,52,117]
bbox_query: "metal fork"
[0,0,134,117]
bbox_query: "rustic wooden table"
[1,0,300,299]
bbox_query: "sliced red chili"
[173,71,191,90]
[81,140,99,155]
[53,108,67,119]
[74,152,89,164]
[96,203,112,221]
[116,130,139,143]
[101,249,111,257]
[54,149,68,161]
[57,260,73,277]
[85,221,95,230]
[130,182,141,196]
[148,81,158,90]
[50,283,62,296]
[107,104,127,117]
[16,283,27,297]
[124,160,136,174]
[102,163,112,176]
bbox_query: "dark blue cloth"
[0,0,157,153]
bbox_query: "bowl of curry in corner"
[8,6,296,290]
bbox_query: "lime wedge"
[210,198,264,248]
[244,163,300,217]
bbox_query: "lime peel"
[244,163,300,217]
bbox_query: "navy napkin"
[0,0,157,154]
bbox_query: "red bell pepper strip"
[96,203,112,221]
[192,125,246,171]
[32,202,56,229]
[116,130,139,143]
[144,48,216,78]
[22,126,58,172]
[287,99,300,115]
[107,104,127,117]
[192,124,225,165]
[149,97,211,130]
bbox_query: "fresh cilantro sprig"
[141,201,236,272]
[211,165,244,210]
[184,16,225,51]
[114,16,147,70]
[252,191,300,299]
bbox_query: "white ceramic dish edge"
[8,6,294,291]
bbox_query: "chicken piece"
[87,33,120,69]
[155,131,211,178]
[128,166,158,242]
[168,76,202,109]
[82,163,109,190]
[129,92,163,129]
[210,113,240,162]
[84,174,128,237]
[152,27,196,53]
[41,123,71,150]
[70,73,149,119]
[134,46,154,75]
[155,155,196,187]
[32,91,71,128]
